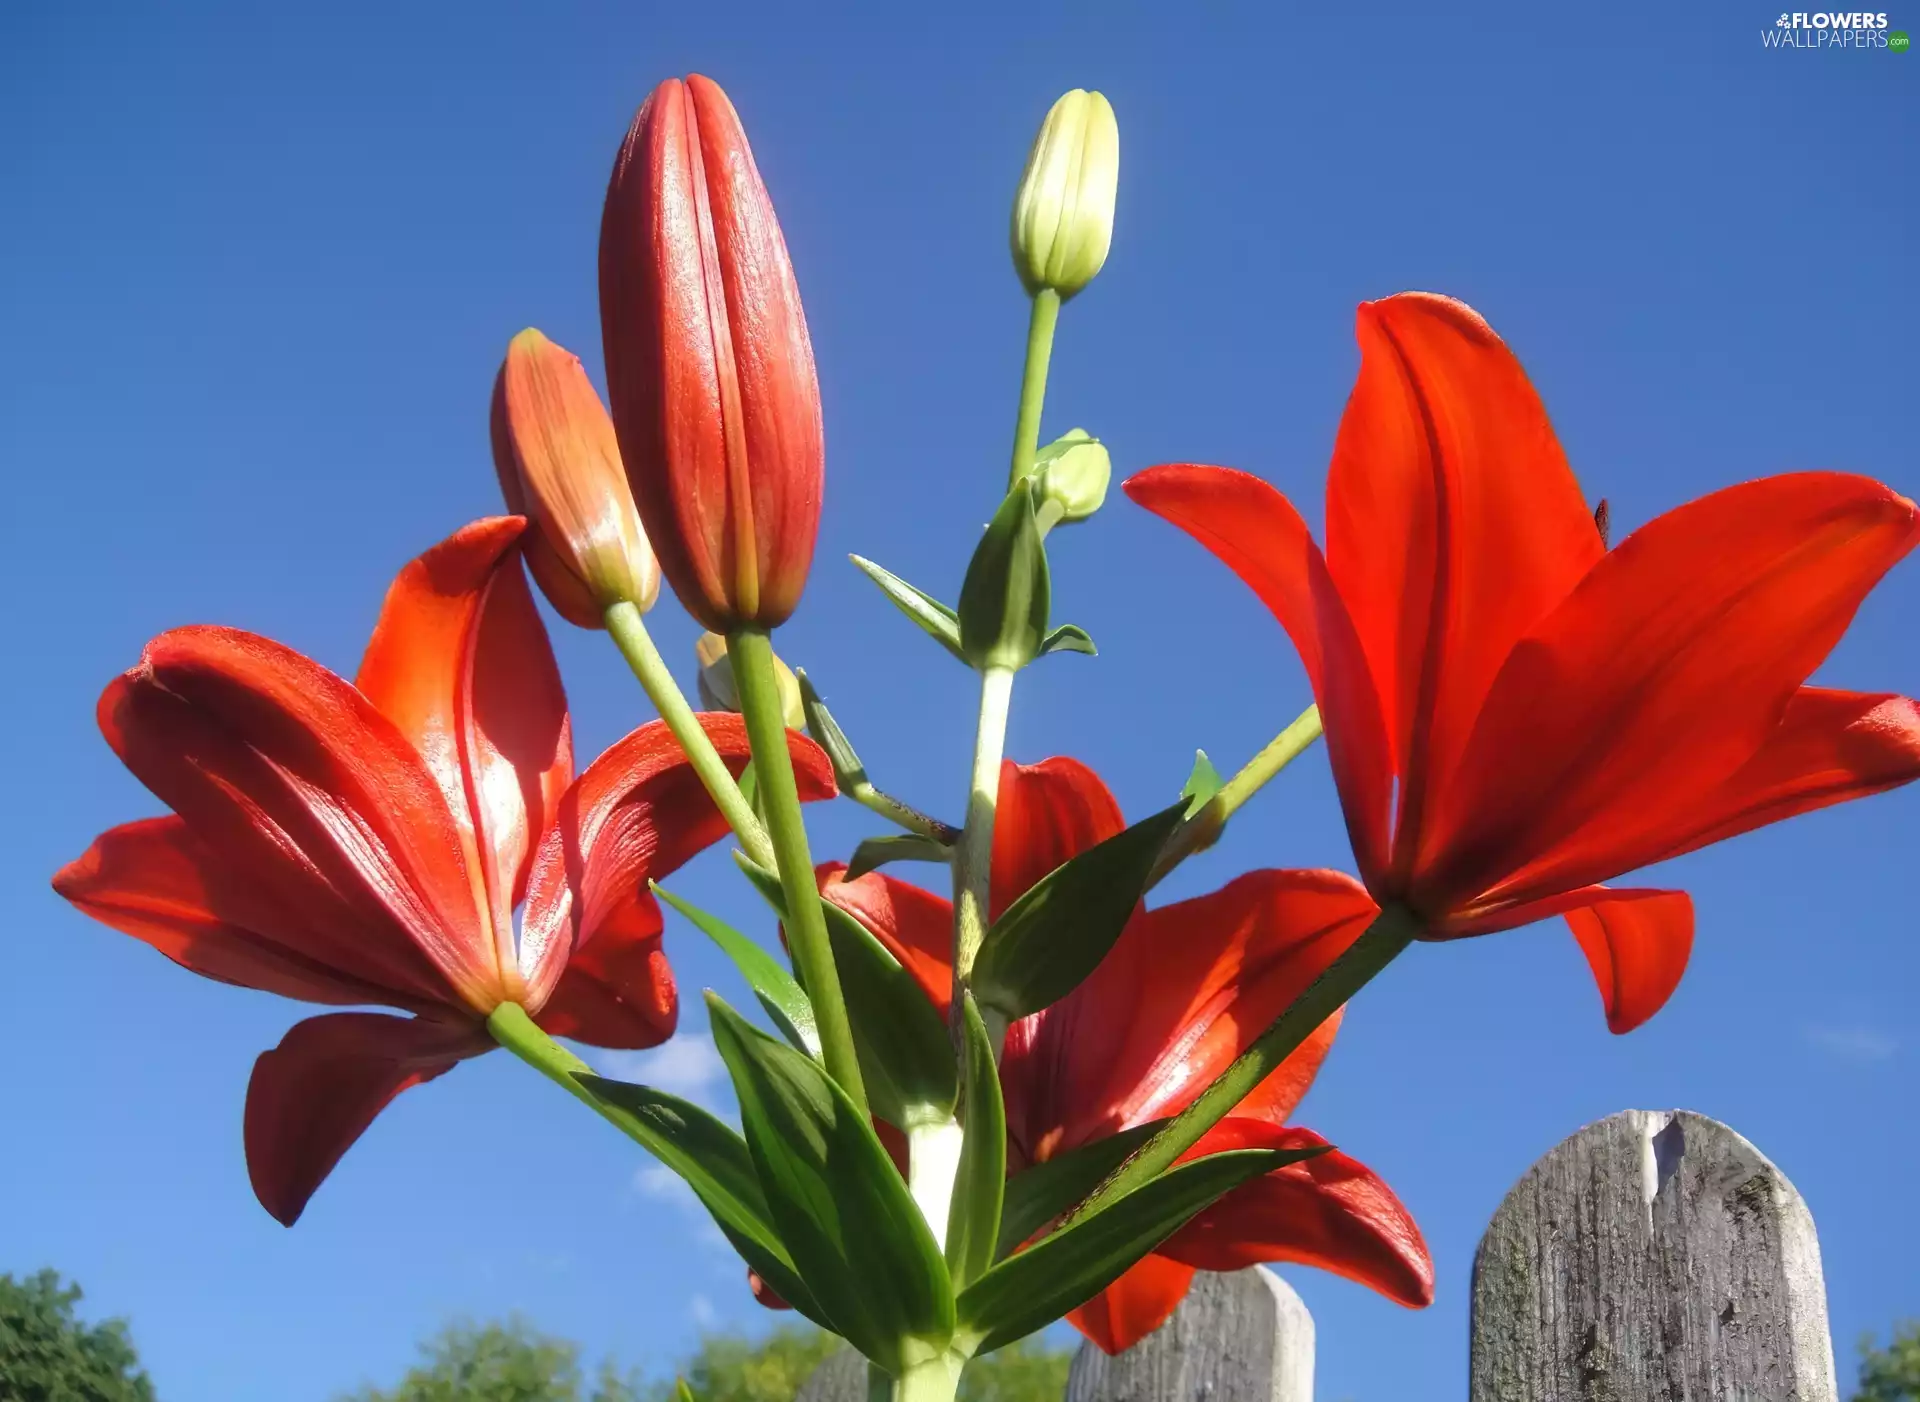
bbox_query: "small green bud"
[695,632,804,727]
[1030,428,1110,524]
[1010,90,1119,300]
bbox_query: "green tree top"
[0,1269,155,1402]
[1856,1322,1920,1402]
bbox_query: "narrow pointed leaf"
[1181,750,1224,818]
[796,670,872,791]
[956,1148,1305,1355]
[1038,624,1097,658]
[970,800,1188,1021]
[574,1074,828,1326]
[707,995,955,1368]
[944,993,1005,1291]
[850,556,967,663]
[957,484,1050,672]
[847,832,953,881]
[995,1120,1165,1260]
[736,857,958,1125]
[654,883,818,1057]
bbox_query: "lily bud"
[600,74,823,634]
[1010,89,1119,301]
[491,328,659,628]
[1029,429,1111,524]
[694,631,804,728]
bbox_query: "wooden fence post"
[1064,1267,1314,1402]
[1469,1109,1837,1402]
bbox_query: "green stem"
[604,600,772,869]
[487,1001,612,1118]
[892,1357,961,1402]
[729,626,868,1116]
[1007,289,1061,489]
[952,666,1015,1000]
[1147,705,1324,890]
[906,1118,964,1248]
[846,783,961,846]
[1068,903,1420,1221]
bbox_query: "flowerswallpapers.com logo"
[1763,11,1910,47]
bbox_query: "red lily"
[822,757,1433,1355]
[1127,293,1920,1033]
[599,73,823,634]
[53,518,834,1225]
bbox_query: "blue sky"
[3,3,1914,1397]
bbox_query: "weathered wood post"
[1469,1109,1837,1402]
[1064,1267,1313,1402]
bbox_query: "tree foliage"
[339,1317,641,1402]
[0,1270,155,1402]
[1856,1321,1920,1402]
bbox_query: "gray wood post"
[1064,1267,1313,1402]
[795,1345,867,1402]
[1469,1109,1837,1402]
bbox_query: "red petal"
[519,714,834,1019]
[990,756,1125,919]
[1430,472,1920,913]
[100,627,487,1010]
[1324,295,1604,881]
[1161,1122,1434,1309]
[536,889,676,1051]
[53,817,421,1009]
[820,865,954,1018]
[245,1012,489,1226]
[747,1271,792,1310]
[356,517,573,977]
[1124,465,1394,885]
[1066,1253,1197,1356]
[1565,889,1694,1034]
[1006,870,1376,1157]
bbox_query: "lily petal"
[1565,889,1694,1035]
[356,517,573,973]
[1161,1122,1433,1309]
[1124,465,1394,884]
[1325,295,1604,880]
[820,865,954,1017]
[519,714,834,1016]
[245,1012,489,1226]
[53,818,421,1010]
[1065,1252,1197,1356]
[535,888,676,1051]
[990,757,1125,919]
[1432,472,1920,911]
[99,627,486,1010]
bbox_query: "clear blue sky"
[4,3,1913,1397]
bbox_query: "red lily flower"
[1127,293,1920,1033]
[821,758,1433,1355]
[600,73,823,633]
[53,518,834,1225]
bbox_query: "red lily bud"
[599,74,824,633]
[491,328,660,628]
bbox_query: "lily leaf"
[847,833,953,882]
[957,483,1050,673]
[736,857,958,1127]
[970,800,1187,1022]
[944,993,1005,1292]
[995,1120,1165,1260]
[574,1074,829,1328]
[1180,750,1225,818]
[707,995,955,1369]
[850,556,967,664]
[1038,624,1097,658]
[653,883,818,1058]
[955,1147,1311,1356]
[796,670,871,793]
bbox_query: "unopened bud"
[492,329,660,628]
[694,632,804,728]
[1010,89,1119,301]
[1030,429,1110,524]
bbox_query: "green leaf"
[796,670,872,792]
[957,484,1050,673]
[707,995,955,1369]
[738,760,760,810]
[850,556,967,664]
[654,883,818,1058]
[956,1148,1313,1355]
[573,1074,830,1328]
[970,800,1187,1021]
[1181,750,1225,818]
[1038,623,1096,658]
[735,856,958,1127]
[944,993,1005,1292]
[995,1120,1165,1260]
[847,832,952,881]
